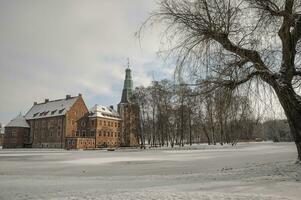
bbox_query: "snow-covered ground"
[0,142,300,200]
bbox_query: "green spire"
[120,60,133,103]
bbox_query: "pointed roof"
[120,63,133,103]
[6,114,30,128]
[25,95,80,120]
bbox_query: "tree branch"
[277,0,296,81]
[180,70,269,91]
[211,33,273,80]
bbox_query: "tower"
[120,63,133,103]
[118,61,140,147]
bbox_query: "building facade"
[3,114,30,148]
[25,94,88,148]
[66,104,122,149]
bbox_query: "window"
[104,121,106,126]
[58,131,61,137]
[51,110,57,115]
[99,120,102,125]
[104,132,106,137]
[11,130,17,137]
[91,131,95,136]
[82,130,86,137]
[76,131,79,136]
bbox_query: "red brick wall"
[65,96,89,138]
[29,116,65,148]
[65,137,95,150]
[118,103,140,147]
[3,127,30,148]
[93,117,121,148]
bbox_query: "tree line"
[132,79,262,147]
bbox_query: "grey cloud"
[0,0,172,125]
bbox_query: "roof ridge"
[35,96,78,105]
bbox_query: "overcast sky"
[0,0,173,125]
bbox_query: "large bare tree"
[142,0,301,160]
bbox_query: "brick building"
[24,94,88,148]
[3,114,30,148]
[3,95,122,149]
[118,66,140,147]
[88,105,122,148]
[66,104,122,149]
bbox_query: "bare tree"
[142,0,301,160]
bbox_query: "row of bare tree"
[132,79,259,147]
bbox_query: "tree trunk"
[273,83,301,160]
[202,124,211,145]
[189,108,192,146]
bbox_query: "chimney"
[45,99,49,103]
[34,102,37,105]
[109,105,114,110]
[66,95,71,100]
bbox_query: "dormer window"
[59,108,65,114]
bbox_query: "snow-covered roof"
[5,114,30,128]
[25,96,79,120]
[89,104,121,120]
